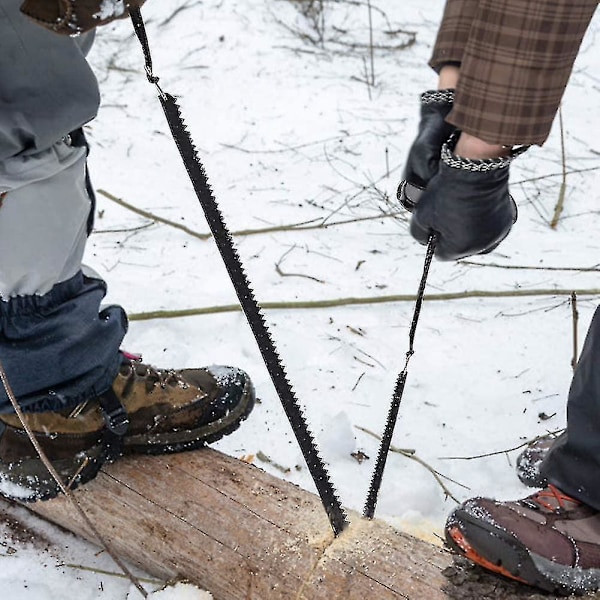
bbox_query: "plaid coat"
[430,0,598,145]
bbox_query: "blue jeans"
[0,0,126,412]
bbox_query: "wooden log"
[25,448,560,599]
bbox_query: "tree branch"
[127,287,600,322]
[96,188,403,239]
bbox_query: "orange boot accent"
[447,525,529,585]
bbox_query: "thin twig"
[158,0,196,27]
[571,291,579,371]
[351,372,365,391]
[255,451,292,474]
[513,165,599,185]
[0,361,148,598]
[356,426,468,503]
[93,222,156,235]
[355,58,373,100]
[439,428,565,461]
[385,147,389,178]
[127,287,600,322]
[61,563,162,585]
[458,259,600,273]
[550,106,567,229]
[366,0,375,87]
[96,188,403,239]
[275,246,325,283]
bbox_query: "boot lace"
[122,360,190,397]
[527,484,580,513]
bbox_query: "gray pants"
[0,0,126,412]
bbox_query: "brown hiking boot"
[0,357,255,502]
[515,431,563,488]
[445,484,600,595]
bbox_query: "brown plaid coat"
[430,0,598,145]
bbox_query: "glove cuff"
[441,133,527,173]
[421,89,455,105]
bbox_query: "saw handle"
[397,180,424,212]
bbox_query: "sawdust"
[0,509,52,550]
[0,502,52,554]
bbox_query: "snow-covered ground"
[2,0,600,597]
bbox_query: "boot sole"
[0,444,107,504]
[446,508,600,596]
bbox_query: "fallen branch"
[356,426,468,503]
[128,287,600,321]
[96,188,402,239]
[458,260,600,273]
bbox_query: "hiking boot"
[515,432,562,488]
[0,356,255,502]
[445,484,600,596]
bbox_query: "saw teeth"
[153,74,349,535]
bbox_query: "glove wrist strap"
[441,132,528,172]
[421,89,455,105]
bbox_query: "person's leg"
[540,308,600,508]
[0,0,255,501]
[0,0,125,412]
[0,141,128,412]
[434,1,600,594]
[514,304,600,492]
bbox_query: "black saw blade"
[157,92,349,536]
[130,7,348,534]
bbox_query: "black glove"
[398,89,456,211]
[409,135,523,261]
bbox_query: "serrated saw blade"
[157,92,349,536]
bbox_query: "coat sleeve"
[429,0,480,70]
[0,0,99,160]
[429,0,598,146]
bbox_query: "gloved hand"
[398,89,456,211]
[20,0,146,35]
[409,134,523,261]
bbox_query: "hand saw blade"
[156,92,349,535]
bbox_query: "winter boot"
[515,431,563,488]
[0,355,255,502]
[445,484,600,596]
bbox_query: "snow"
[2,0,600,598]
[93,1,126,21]
[142,583,212,600]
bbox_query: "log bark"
[24,448,561,599]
